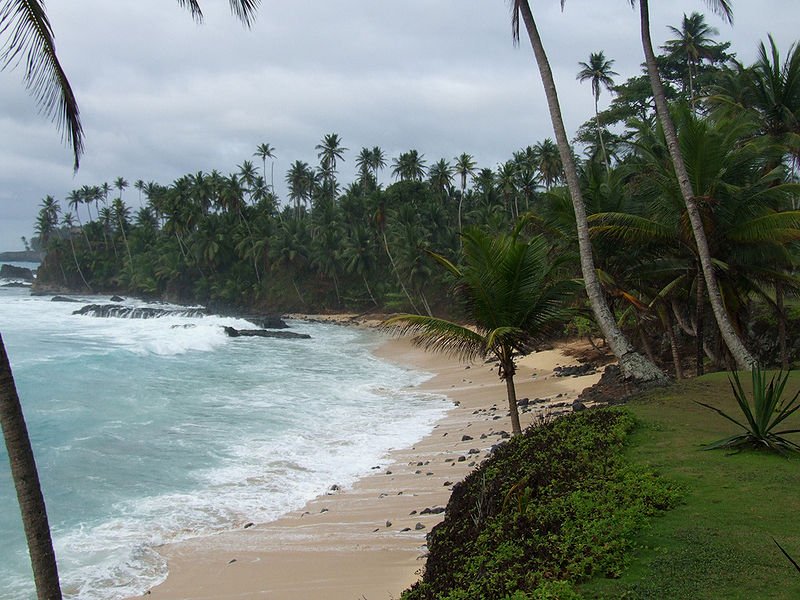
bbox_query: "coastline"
[140,321,604,599]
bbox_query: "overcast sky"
[0,0,796,251]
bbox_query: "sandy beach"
[141,322,604,599]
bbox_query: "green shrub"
[696,367,800,455]
[402,410,680,600]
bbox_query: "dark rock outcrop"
[2,282,30,288]
[0,264,34,281]
[223,326,311,340]
[51,295,81,302]
[73,304,208,319]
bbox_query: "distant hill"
[0,251,43,263]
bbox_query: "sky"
[0,0,797,251]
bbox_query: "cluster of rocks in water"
[52,295,311,340]
[0,264,35,287]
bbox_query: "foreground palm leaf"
[383,227,579,435]
[696,367,800,455]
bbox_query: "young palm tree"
[634,0,757,370]
[511,0,666,382]
[383,227,579,435]
[577,51,619,171]
[316,132,347,191]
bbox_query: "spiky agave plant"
[696,367,800,455]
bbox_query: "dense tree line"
[33,18,800,377]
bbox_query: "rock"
[457,456,466,462]
[2,282,30,288]
[243,315,289,329]
[461,434,473,441]
[243,522,254,529]
[468,448,480,455]
[420,506,445,515]
[223,326,311,340]
[401,527,412,532]
[51,295,80,302]
[443,481,453,486]
[0,264,34,281]
[572,400,587,412]
[228,559,237,565]
[385,520,392,528]
[329,484,341,491]
[409,510,417,515]
[109,295,125,302]
[320,508,329,513]
[74,304,207,319]
[517,397,530,407]
[415,522,426,530]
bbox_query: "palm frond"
[1,0,83,169]
[381,314,488,363]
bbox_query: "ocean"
[0,262,449,599]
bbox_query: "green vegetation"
[580,374,800,599]
[402,410,681,600]
[696,367,800,455]
[403,375,800,600]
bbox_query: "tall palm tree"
[1,4,260,596]
[577,51,618,171]
[316,132,347,191]
[662,12,721,108]
[253,142,277,194]
[428,158,454,198]
[61,211,92,291]
[511,0,666,382]
[634,0,756,370]
[531,138,563,190]
[454,152,477,234]
[383,227,579,435]
[369,146,387,180]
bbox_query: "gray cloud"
[0,0,796,249]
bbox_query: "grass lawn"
[578,372,800,599]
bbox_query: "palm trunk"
[695,270,705,376]
[503,368,522,436]
[518,1,666,383]
[777,280,788,369]
[68,237,92,292]
[595,99,609,172]
[639,0,756,371]
[1,334,62,600]
[659,307,683,379]
[382,232,420,313]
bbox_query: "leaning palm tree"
[577,51,618,171]
[511,0,666,382]
[0,2,261,598]
[383,227,580,436]
[634,0,757,370]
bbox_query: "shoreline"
[140,321,605,599]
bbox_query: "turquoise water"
[0,273,448,599]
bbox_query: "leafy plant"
[696,368,800,455]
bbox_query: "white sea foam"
[0,291,449,599]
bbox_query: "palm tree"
[391,150,427,182]
[355,147,375,191]
[454,153,477,234]
[253,142,277,194]
[370,146,387,180]
[316,132,347,191]
[61,211,92,291]
[662,12,721,108]
[634,0,756,370]
[577,51,618,171]
[286,160,315,219]
[531,138,563,190]
[511,0,666,382]
[428,158,454,198]
[383,227,579,435]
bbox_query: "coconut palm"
[634,0,756,370]
[577,51,619,171]
[253,142,277,194]
[531,138,563,190]
[428,158,454,198]
[391,150,427,182]
[454,153,477,234]
[511,0,666,382]
[316,132,347,192]
[383,227,579,435]
[662,12,722,108]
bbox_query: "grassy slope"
[579,372,800,599]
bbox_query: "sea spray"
[0,289,450,599]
